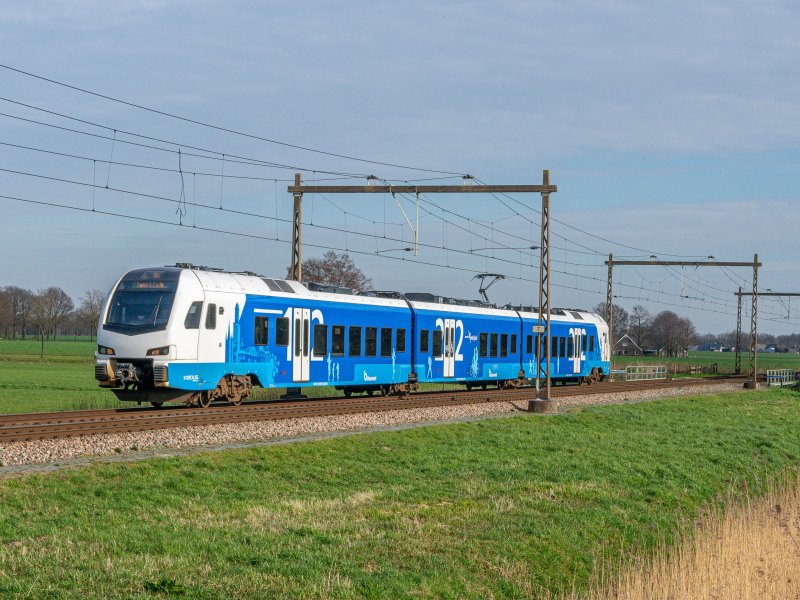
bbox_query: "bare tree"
[288,251,372,292]
[593,302,629,340]
[629,305,652,348]
[30,287,74,357]
[650,311,696,356]
[78,289,106,339]
[0,288,11,338]
[3,286,33,340]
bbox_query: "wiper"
[152,297,163,325]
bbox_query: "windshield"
[104,268,180,334]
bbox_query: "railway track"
[0,376,749,443]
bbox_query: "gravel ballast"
[0,383,744,471]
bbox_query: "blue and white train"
[95,265,610,406]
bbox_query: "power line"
[0,103,371,178]
[473,177,711,259]
[0,63,467,176]
[0,139,364,184]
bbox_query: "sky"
[0,0,798,334]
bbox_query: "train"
[94,264,610,407]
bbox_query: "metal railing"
[765,369,797,386]
[625,365,668,381]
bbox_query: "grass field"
[1,389,800,597]
[613,350,800,373]
[0,339,122,413]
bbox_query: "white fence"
[766,369,797,386]
[624,365,668,382]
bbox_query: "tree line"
[0,286,105,343]
[596,303,800,355]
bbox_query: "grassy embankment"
[1,389,799,597]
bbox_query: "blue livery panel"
[162,293,608,392]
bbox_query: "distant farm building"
[614,334,643,356]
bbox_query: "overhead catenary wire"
[0,64,468,176]
[6,160,785,322]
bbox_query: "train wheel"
[150,401,163,408]
[466,383,473,391]
[344,389,352,398]
[481,383,487,390]
[228,395,242,407]
[366,390,374,396]
[197,393,211,408]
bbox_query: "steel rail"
[0,377,747,443]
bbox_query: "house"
[696,343,723,352]
[614,334,643,356]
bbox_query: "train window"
[526,335,533,354]
[500,334,508,357]
[295,318,302,357]
[589,335,595,352]
[396,329,406,353]
[303,320,310,357]
[276,318,289,346]
[559,337,566,358]
[365,327,377,357]
[490,333,498,358]
[510,334,517,355]
[313,324,328,357]
[432,330,443,357]
[582,334,587,353]
[205,303,217,329]
[349,326,362,356]
[420,330,429,353]
[381,328,392,357]
[568,336,574,358]
[254,316,269,346]
[331,325,345,356]
[479,333,488,357]
[551,336,558,357]
[184,301,203,329]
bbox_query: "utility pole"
[736,284,800,389]
[735,286,742,375]
[532,169,553,410]
[746,254,759,389]
[606,253,613,364]
[289,172,303,281]
[605,257,762,388]
[287,172,558,409]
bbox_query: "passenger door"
[443,318,455,378]
[292,308,310,382]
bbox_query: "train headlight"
[146,346,171,357]
[97,345,115,355]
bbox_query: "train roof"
[157,264,603,322]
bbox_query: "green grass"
[0,339,124,413]
[0,338,97,361]
[1,389,799,598]
[614,350,800,373]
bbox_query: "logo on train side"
[183,374,199,382]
